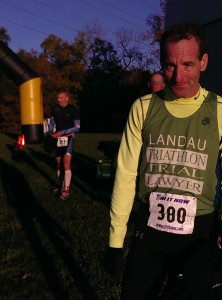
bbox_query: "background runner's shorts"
[55,136,75,157]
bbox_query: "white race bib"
[57,136,68,147]
[148,192,197,234]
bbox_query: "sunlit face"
[57,92,69,107]
[162,37,208,98]
[148,74,166,93]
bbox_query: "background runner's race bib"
[57,136,68,147]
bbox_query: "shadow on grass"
[28,146,115,208]
[6,135,135,222]
[10,140,136,223]
[0,158,97,300]
[72,152,115,207]
[5,131,116,209]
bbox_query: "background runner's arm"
[48,117,56,134]
[61,119,80,135]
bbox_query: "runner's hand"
[104,247,123,281]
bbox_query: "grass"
[0,132,137,300]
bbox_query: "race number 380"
[157,204,186,223]
[148,192,197,234]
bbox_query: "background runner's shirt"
[49,104,80,135]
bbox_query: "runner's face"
[57,92,69,107]
[162,37,208,98]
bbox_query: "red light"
[21,134,25,146]
[17,134,25,150]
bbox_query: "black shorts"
[121,201,218,300]
[55,136,75,157]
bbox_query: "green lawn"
[0,132,137,300]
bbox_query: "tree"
[40,34,86,112]
[0,27,19,132]
[115,28,149,71]
[144,0,166,70]
[0,27,11,45]
[0,1,165,133]
[73,25,109,72]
